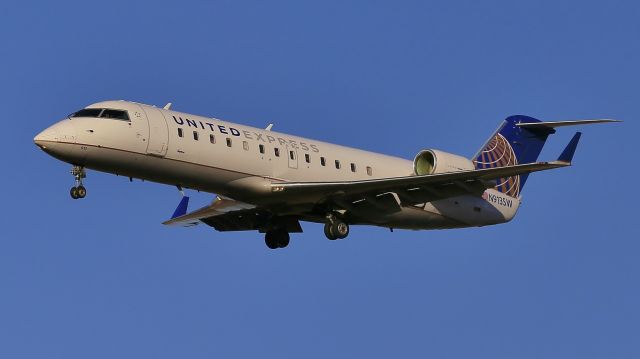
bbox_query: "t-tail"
[473,116,620,198]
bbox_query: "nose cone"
[34,120,77,149]
[34,126,58,148]
[34,120,80,163]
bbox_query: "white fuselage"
[34,100,519,230]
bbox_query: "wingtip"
[589,119,623,124]
[599,119,623,123]
[557,132,582,163]
[171,196,190,219]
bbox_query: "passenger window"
[226,138,232,147]
[243,141,249,151]
[351,163,356,172]
[178,128,183,137]
[305,154,310,163]
[259,144,265,154]
[209,134,215,144]
[320,157,326,166]
[100,109,130,121]
[193,131,199,141]
[366,166,373,176]
[335,160,341,169]
[289,151,295,160]
[274,148,280,157]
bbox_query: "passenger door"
[142,107,169,157]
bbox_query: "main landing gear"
[265,229,290,249]
[324,215,349,240]
[70,165,87,200]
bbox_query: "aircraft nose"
[34,126,58,148]
[34,120,76,149]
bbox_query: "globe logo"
[474,133,521,198]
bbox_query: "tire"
[331,221,349,239]
[324,223,337,240]
[265,232,279,249]
[277,231,290,248]
[76,186,87,198]
[70,187,79,199]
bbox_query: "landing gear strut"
[70,165,87,199]
[324,215,349,240]
[265,229,290,249]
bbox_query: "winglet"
[171,196,190,219]
[557,132,582,163]
[163,102,173,110]
[265,123,273,131]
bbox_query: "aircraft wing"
[272,160,570,207]
[271,132,581,208]
[163,196,303,233]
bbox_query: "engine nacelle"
[413,149,475,175]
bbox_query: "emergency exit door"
[287,146,298,169]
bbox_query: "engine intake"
[413,149,475,175]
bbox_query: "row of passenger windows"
[178,128,373,176]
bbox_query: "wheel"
[265,230,290,249]
[70,187,79,199]
[265,231,279,249]
[76,186,87,198]
[331,220,349,239]
[277,231,290,248]
[324,223,338,240]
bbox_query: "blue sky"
[1,0,638,357]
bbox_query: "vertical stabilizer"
[473,115,554,198]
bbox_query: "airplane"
[33,100,619,249]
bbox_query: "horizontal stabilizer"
[516,119,621,129]
[557,132,581,163]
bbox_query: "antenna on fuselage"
[163,102,172,110]
[265,123,274,131]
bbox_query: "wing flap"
[343,192,403,216]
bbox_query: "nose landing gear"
[70,165,87,199]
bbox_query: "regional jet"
[34,101,618,249]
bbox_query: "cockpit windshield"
[70,108,130,121]
[71,109,102,118]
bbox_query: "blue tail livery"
[473,116,619,198]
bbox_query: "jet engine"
[413,149,475,175]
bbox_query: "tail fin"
[473,115,555,198]
[473,116,620,198]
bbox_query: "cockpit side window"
[100,109,130,121]
[71,108,103,118]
